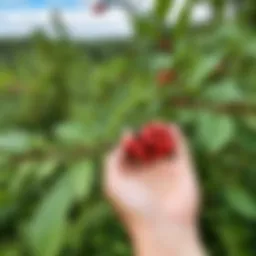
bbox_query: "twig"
[171,97,256,116]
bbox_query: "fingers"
[170,124,193,165]
[104,146,122,180]
[106,125,191,168]
[104,130,133,191]
[120,129,133,147]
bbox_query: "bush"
[0,1,255,255]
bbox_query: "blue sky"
[0,0,87,9]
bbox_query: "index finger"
[170,124,193,166]
[104,130,133,186]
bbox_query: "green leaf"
[105,84,152,138]
[236,132,256,153]
[154,0,173,21]
[10,161,36,194]
[226,187,256,219]
[69,160,94,201]
[173,0,194,37]
[176,109,197,124]
[54,122,98,147]
[211,0,226,25]
[243,115,256,132]
[197,112,235,152]
[68,202,111,248]
[218,224,250,256]
[203,81,243,103]
[26,172,74,256]
[0,131,32,154]
[37,159,59,180]
[133,16,155,38]
[54,122,85,145]
[0,244,19,256]
[151,54,174,71]
[189,54,223,89]
[244,38,256,58]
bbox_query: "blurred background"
[0,0,255,255]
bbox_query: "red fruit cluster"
[124,122,176,163]
[157,69,176,86]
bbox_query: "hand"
[104,124,205,256]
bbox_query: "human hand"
[104,124,205,256]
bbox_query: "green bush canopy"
[0,1,255,255]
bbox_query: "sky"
[0,0,228,40]
[0,0,132,39]
[0,0,131,39]
[0,0,87,9]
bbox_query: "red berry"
[157,69,176,87]
[124,138,147,162]
[123,122,176,164]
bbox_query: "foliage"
[0,1,256,255]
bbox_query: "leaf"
[218,224,250,256]
[54,122,99,147]
[26,172,73,256]
[176,109,197,124]
[226,187,256,219]
[203,81,243,103]
[10,161,36,194]
[37,159,59,180]
[69,161,94,201]
[68,202,111,248]
[54,122,85,145]
[105,84,152,138]
[151,54,174,71]
[197,112,235,152]
[154,0,173,21]
[243,115,256,132]
[0,131,32,154]
[211,0,226,24]
[133,17,155,38]
[173,0,194,37]
[244,38,256,58]
[189,54,224,89]
[235,132,256,153]
[0,244,19,256]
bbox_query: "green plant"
[0,1,255,255]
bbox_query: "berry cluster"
[157,69,176,86]
[124,122,176,163]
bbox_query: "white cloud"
[0,9,131,39]
[0,0,234,39]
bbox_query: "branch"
[171,97,256,116]
[10,143,112,164]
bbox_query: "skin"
[104,124,206,256]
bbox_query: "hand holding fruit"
[104,122,204,255]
